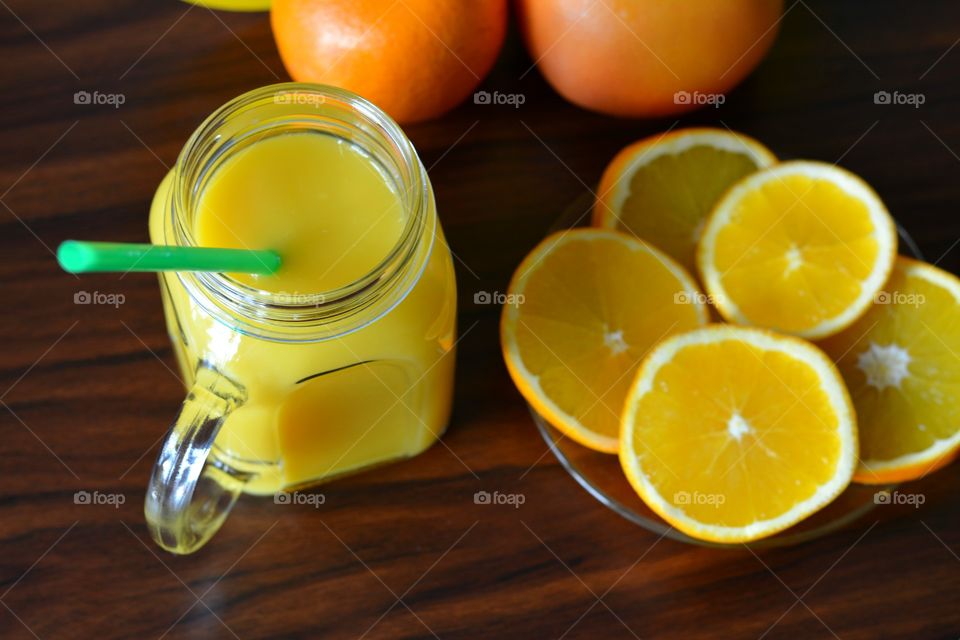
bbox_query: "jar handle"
[145,364,249,554]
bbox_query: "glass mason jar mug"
[145,84,457,554]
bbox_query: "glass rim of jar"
[166,83,435,343]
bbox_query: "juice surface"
[150,132,456,494]
[196,133,405,294]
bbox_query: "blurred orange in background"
[271,0,508,124]
[517,0,784,118]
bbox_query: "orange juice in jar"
[145,84,456,553]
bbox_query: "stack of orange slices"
[501,128,960,543]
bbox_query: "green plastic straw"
[57,241,281,275]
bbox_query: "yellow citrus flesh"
[698,161,897,340]
[183,0,271,10]
[620,325,857,543]
[501,229,708,452]
[819,257,960,484]
[593,128,776,274]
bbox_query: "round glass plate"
[531,191,925,549]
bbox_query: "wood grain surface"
[1,1,959,638]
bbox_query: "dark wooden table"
[2,1,959,638]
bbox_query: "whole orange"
[517,0,784,117]
[271,0,508,123]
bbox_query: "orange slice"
[593,128,776,274]
[501,229,708,452]
[620,325,857,543]
[820,257,960,484]
[697,161,897,340]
